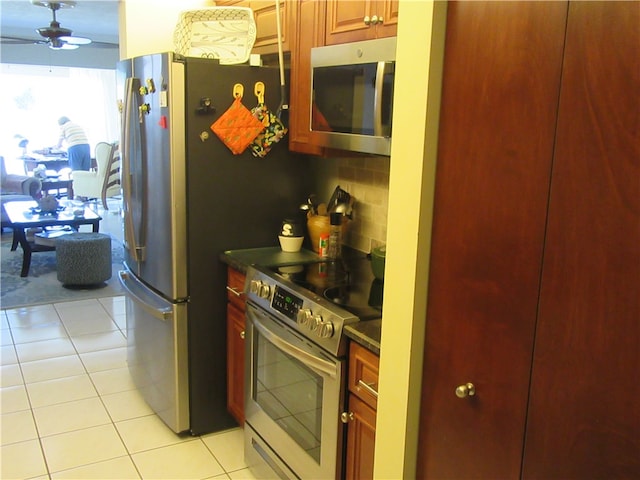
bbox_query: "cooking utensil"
[307,194,318,215]
[210,83,265,155]
[250,81,287,157]
[334,199,353,217]
[327,185,351,213]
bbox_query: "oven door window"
[255,332,323,462]
[246,303,343,478]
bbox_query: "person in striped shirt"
[56,116,91,171]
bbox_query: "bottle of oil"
[327,212,342,259]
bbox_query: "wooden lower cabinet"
[344,342,379,480]
[226,267,246,425]
[345,395,376,480]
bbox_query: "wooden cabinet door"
[325,0,397,45]
[215,0,293,54]
[226,301,246,425]
[416,2,567,478]
[226,267,246,425]
[248,0,294,54]
[326,0,376,45]
[522,2,640,477]
[288,0,326,155]
[345,394,376,480]
[375,0,398,39]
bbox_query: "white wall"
[374,1,447,478]
[118,0,215,60]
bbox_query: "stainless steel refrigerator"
[117,52,309,435]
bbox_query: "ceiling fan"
[1,0,117,51]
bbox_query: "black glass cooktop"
[267,249,383,321]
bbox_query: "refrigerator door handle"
[119,270,172,321]
[122,76,146,263]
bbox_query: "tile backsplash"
[309,155,390,253]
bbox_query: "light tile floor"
[1,297,257,480]
[1,200,258,479]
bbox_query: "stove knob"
[297,308,313,327]
[319,320,335,338]
[310,314,323,332]
[258,283,271,299]
[249,279,261,295]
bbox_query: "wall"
[374,2,447,478]
[310,155,390,253]
[119,0,215,60]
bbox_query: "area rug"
[0,233,125,310]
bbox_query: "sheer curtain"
[0,63,118,174]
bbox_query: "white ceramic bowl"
[279,235,304,252]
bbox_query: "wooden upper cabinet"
[215,0,294,55]
[325,0,398,45]
[288,0,326,155]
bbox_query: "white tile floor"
[1,297,257,480]
[1,200,258,479]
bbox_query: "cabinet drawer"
[349,342,380,410]
[226,267,246,310]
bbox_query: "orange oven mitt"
[211,84,265,155]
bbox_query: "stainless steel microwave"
[310,37,396,156]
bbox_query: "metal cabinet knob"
[240,330,245,340]
[455,383,476,398]
[363,15,384,26]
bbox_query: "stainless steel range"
[243,252,382,479]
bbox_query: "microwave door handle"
[251,313,338,379]
[373,61,386,137]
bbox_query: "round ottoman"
[56,232,112,287]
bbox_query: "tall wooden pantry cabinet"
[417,1,639,478]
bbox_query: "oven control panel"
[272,286,303,320]
[245,265,358,357]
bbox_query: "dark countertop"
[220,247,383,354]
[344,319,381,355]
[220,247,320,274]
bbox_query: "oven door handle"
[252,313,338,379]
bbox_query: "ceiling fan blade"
[0,36,35,45]
[84,40,119,49]
[59,35,91,45]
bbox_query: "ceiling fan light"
[51,42,78,50]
